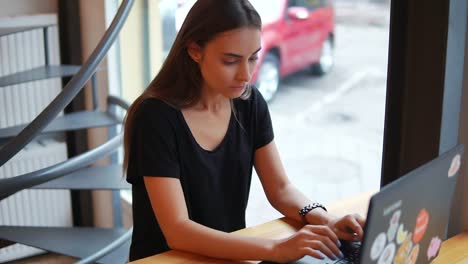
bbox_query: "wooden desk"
[431,232,468,264]
[129,192,468,263]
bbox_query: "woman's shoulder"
[235,86,268,111]
[231,87,270,128]
[135,97,179,124]
[139,97,177,111]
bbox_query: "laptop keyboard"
[259,240,362,264]
[334,240,361,264]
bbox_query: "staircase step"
[98,238,131,264]
[33,165,130,190]
[0,226,130,264]
[0,26,49,37]
[0,111,121,139]
[0,65,81,88]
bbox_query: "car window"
[321,0,331,6]
[287,0,297,8]
[291,0,325,10]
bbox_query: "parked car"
[250,0,335,101]
[176,0,335,102]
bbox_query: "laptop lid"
[260,145,463,264]
[359,144,464,264]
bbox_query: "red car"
[250,0,335,101]
[176,0,335,101]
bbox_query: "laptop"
[261,144,464,264]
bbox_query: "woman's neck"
[195,86,230,113]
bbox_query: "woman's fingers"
[301,226,343,259]
[348,215,365,238]
[335,229,359,241]
[282,214,368,262]
[300,247,326,260]
[335,214,365,240]
[305,225,340,246]
[355,214,366,227]
[306,240,338,260]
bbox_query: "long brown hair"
[123,0,262,173]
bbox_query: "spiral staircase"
[0,0,135,263]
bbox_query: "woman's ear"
[187,42,202,63]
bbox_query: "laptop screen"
[359,145,463,264]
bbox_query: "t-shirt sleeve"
[253,87,274,149]
[133,100,180,179]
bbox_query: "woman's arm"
[144,176,342,262]
[254,141,332,225]
[254,141,365,240]
[144,176,275,261]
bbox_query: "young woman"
[124,0,365,262]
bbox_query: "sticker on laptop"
[377,242,395,264]
[396,223,408,245]
[448,154,461,178]
[387,210,401,242]
[427,236,442,261]
[406,243,420,264]
[394,234,413,264]
[413,209,429,244]
[383,200,402,216]
[370,232,387,260]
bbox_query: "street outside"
[246,1,390,226]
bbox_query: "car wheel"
[256,53,280,102]
[311,36,334,76]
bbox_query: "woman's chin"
[227,88,246,98]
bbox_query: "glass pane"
[246,0,390,226]
[249,0,284,23]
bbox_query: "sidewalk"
[334,0,391,27]
[246,120,384,227]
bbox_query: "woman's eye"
[222,60,237,65]
[249,56,259,62]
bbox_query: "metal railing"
[75,228,133,264]
[0,0,134,167]
[0,97,128,202]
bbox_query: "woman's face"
[189,27,262,99]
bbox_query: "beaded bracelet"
[299,202,327,217]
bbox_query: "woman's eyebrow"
[223,47,262,58]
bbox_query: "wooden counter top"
[129,191,467,263]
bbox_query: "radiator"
[0,16,72,262]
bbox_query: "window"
[247,0,391,226]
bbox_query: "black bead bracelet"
[299,203,327,217]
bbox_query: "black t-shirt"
[126,88,274,261]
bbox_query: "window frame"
[382,0,467,236]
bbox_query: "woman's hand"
[327,214,366,241]
[271,225,344,263]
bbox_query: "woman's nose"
[236,62,251,82]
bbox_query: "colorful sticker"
[448,154,461,178]
[406,244,420,264]
[394,235,413,264]
[413,209,429,244]
[383,200,402,217]
[427,236,442,261]
[396,223,408,245]
[377,242,395,264]
[370,232,387,260]
[387,210,401,242]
